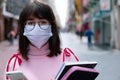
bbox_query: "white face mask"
[23,24,52,48]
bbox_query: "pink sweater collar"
[28,43,50,56]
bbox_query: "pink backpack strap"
[62,48,79,62]
[6,53,22,80]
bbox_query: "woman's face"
[23,16,53,48]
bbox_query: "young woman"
[5,1,78,80]
[5,1,62,80]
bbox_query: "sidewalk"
[0,39,18,80]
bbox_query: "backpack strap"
[6,53,22,72]
[63,48,79,62]
[6,53,22,80]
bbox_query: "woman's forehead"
[27,15,44,20]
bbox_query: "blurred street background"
[0,0,120,80]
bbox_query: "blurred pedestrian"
[5,1,78,80]
[7,29,16,45]
[85,28,94,48]
[79,27,84,40]
[76,23,83,40]
[76,23,80,35]
[95,29,100,43]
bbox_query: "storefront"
[88,0,114,48]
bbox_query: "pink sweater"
[6,43,76,80]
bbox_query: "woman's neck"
[28,43,50,56]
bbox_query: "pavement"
[0,39,18,80]
[0,32,120,80]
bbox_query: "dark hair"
[18,1,61,60]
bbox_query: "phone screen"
[6,71,27,80]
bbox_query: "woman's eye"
[27,21,35,25]
[40,20,49,25]
[41,21,47,24]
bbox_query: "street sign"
[100,0,112,12]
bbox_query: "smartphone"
[6,71,27,80]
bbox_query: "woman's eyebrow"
[27,18,34,20]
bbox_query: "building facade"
[87,0,116,49]
[114,0,120,50]
[0,0,4,41]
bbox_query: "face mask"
[23,24,52,48]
